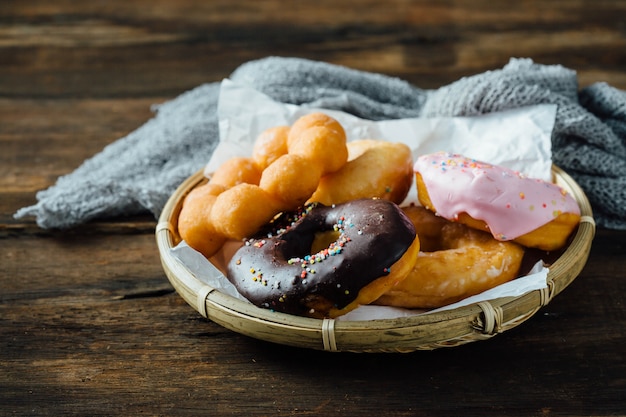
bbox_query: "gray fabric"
[15,57,626,230]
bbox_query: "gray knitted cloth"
[15,57,626,230]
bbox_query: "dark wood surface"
[2,1,625,416]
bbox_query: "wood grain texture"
[1,231,624,416]
[1,0,625,98]
[1,0,625,415]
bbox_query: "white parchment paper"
[172,79,558,321]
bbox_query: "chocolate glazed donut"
[226,199,416,317]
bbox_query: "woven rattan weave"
[156,166,594,352]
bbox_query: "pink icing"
[414,152,581,240]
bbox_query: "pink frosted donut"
[414,152,581,251]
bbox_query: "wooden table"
[2,1,625,415]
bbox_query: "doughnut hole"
[178,184,228,258]
[210,183,281,240]
[252,125,290,170]
[401,205,451,252]
[310,230,342,254]
[259,154,322,210]
[208,157,262,188]
[289,125,348,175]
[309,141,413,205]
[287,112,346,148]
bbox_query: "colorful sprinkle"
[286,213,354,280]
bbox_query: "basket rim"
[156,165,595,352]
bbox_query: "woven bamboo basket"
[156,166,595,353]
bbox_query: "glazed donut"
[414,152,581,251]
[178,112,349,256]
[226,199,420,318]
[374,205,525,309]
[308,139,414,206]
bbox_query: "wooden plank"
[1,1,625,415]
[1,1,625,98]
[0,97,157,226]
[0,230,624,416]
[0,98,156,189]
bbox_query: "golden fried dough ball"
[251,125,290,170]
[208,157,261,188]
[287,112,346,148]
[289,125,349,175]
[177,183,228,259]
[259,154,323,210]
[210,183,281,240]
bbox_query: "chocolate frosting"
[226,199,416,316]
